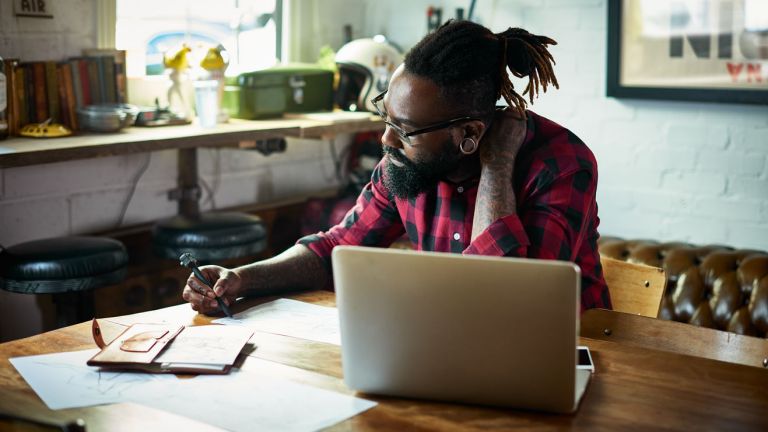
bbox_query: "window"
[115,0,281,78]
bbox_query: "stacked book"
[3,49,127,135]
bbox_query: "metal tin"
[77,104,139,132]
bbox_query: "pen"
[179,253,234,318]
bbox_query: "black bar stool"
[0,236,128,328]
[152,212,267,262]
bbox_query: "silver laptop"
[332,246,590,414]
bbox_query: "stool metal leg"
[52,291,95,328]
[177,148,201,219]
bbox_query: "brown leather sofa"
[598,237,768,338]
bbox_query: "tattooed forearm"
[471,163,517,241]
[235,244,331,295]
[471,110,526,241]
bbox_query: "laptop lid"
[332,246,587,413]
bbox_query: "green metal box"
[222,64,334,119]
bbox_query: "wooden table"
[1,291,766,431]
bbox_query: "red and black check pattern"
[299,111,611,311]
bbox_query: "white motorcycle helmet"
[335,37,403,112]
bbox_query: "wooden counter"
[0,114,384,168]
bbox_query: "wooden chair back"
[601,256,666,318]
[581,309,768,369]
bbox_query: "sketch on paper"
[12,350,376,431]
[129,367,376,432]
[154,325,253,365]
[214,298,341,345]
[10,349,175,410]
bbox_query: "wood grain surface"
[2,291,766,431]
[581,308,768,369]
[600,256,666,317]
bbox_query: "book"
[58,62,78,130]
[21,63,36,124]
[100,55,117,103]
[73,58,91,107]
[4,58,20,135]
[31,62,48,122]
[13,64,27,128]
[68,58,83,108]
[87,320,254,374]
[56,63,68,129]
[86,57,101,104]
[82,49,127,103]
[44,61,60,122]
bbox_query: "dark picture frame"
[606,0,768,105]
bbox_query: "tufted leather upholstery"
[598,237,768,338]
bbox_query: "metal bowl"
[77,104,139,132]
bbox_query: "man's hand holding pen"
[180,254,243,316]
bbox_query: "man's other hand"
[479,108,527,172]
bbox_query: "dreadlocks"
[404,20,559,119]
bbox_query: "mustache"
[382,146,410,165]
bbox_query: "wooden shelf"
[0,114,384,168]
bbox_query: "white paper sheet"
[9,349,175,410]
[106,303,196,326]
[214,298,341,345]
[11,350,376,431]
[128,367,376,432]
[154,325,254,365]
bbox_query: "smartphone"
[577,346,595,372]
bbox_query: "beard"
[382,140,462,199]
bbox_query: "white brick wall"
[365,0,768,251]
[0,0,96,60]
[0,137,351,246]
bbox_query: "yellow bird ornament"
[163,44,191,71]
[200,44,227,72]
[164,44,192,115]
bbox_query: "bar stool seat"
[0,236,128,328]
[151,212,267,262]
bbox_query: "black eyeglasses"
[371,90,481,146]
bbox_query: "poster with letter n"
[607,0,768,104]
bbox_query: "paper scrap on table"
[130,368,376,432]
[9,349,176,410]
[214,298,341,345]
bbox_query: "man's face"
[378,66,466,199]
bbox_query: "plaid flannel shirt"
[299,111,611,311]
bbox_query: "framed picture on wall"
[607,0,768,104]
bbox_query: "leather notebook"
[87,319,253,374]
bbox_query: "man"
[183,21,611,313]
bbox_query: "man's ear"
[461,120,487,142]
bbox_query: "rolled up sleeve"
[464,167,594,263]
[298,164,405,270]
